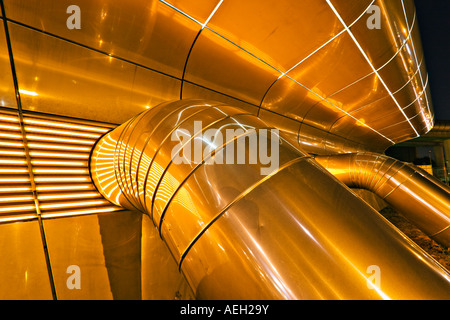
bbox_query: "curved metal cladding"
[315,153,450,248]
[4,0,433,155]
[90,100,450,299]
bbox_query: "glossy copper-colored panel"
[91,100,450,299]
[301,100,347,132]
[297,122,370,155]
[141,214,194,300]
[130,66,182,112]
[346,96,409,128]
[44,214,115,299]
[44,210,143,300]
[378,115,428,140]
[424,82,434,128]
[0,220,53,299]
[327,0,374,26]
[325,73,389,114]
[285,32,373,100]
[376,38,422,96]
[182,81,259,116]
[163,0,222,24]
[8,23,180,124]
[207,0,343,72]
[391,70,427,115]
[257,108,301,147]
[323,132,366,154]
[95,210,142,299]
[0,19,17,109]
[4,0,200,78]
[297,122,327,155]
[3,0,434,151]
[348,0,409,70]
[260,76,312,121]
[184,27,280,106]
[329,113,395,150]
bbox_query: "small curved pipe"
[315,153,450,248]
[90,100,450,299]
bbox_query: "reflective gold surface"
[91,100,450,299]
[1,0,434,152]
[8,23,181,124]
[141,213,195,300]
[0,20,16,108]
[0,0,444,300]
[44,214,116,299]
[5,0,200,79]
[0,220,53,299]
[0,107,195,299]
[315,153,450,247]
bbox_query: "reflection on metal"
[315,153,450,248]
[91,100,450,299]
[0,0,446,300]
[2,0,434,152]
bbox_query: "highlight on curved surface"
[315,153,450,247]
[4,0,433,154]
[90,99,450,299]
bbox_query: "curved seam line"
[401,2,431,116]
[142,105,220,215]
[365,154,381,188]
[334,54,424,118]
[127,108,166,209]
[257,78,278,117]
[330,9,417,101]
[157,126,276,237]
[177,155,311,270]
[117,117,142,211]
[362,155,375,187]
[113,116,142,212]
[134,102,199,209]
[279,0,376,80]
[151,112,253,217]
[180,29,203,99]
[367,154,387,190]
[123,112,148,207]
[373,162,407,195]
[381,169,416,200]
[371,160,397,192]
[429,224,450,238]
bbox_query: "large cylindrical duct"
[90,99,450,299]
[315,153,450,248]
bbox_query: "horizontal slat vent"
[0,107,123,222]
[0,109,36,222]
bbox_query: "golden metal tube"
[315,153,450,248]
[90,100,450,299]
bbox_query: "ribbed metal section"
[0,107,122,222]
[315,152,450,247]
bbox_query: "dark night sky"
[414,0,450,120]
